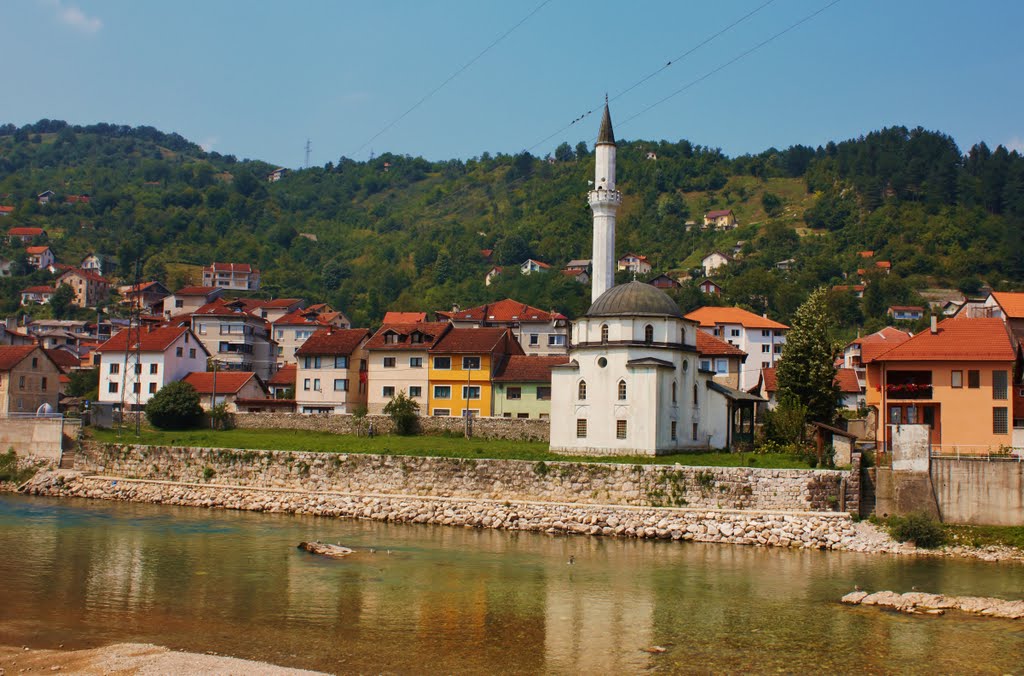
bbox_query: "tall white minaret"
[589,100,621,303]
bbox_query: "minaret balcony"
[588,189,622,207]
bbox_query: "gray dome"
[586,281,682,318]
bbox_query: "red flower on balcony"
[885,382,931,395]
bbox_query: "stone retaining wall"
[22,472,858,550]
[78,442,849,512]
[230,412,551,441]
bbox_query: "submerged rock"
[297,542,354,558]
[842,590,1024,619]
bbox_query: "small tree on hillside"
[50,284,76,320]
[776,286,839,424]
[383,390,419,436]
[145,381,203,430]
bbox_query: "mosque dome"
[585,281,683,318]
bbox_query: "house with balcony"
[864,317,1021,454]
[617,253,652,276]
[492,355,568,419]
[426,327,523,418]
[696,331,747,390]
[436,299,569,356]
[842,327,912,388]
[96,326,209,410]
[190,299,277,379]
[272,304,348,365]
[57,268,111,308]
[26,246,54,270]
[294,328,370,414]
[201,262,261,291]
[364,322,451,414]
[703,209,737,230]
[684,306,788,391]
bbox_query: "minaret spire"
[588,100,621,303]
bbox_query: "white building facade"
[96,326,209,409]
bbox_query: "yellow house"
[426,327,523,418]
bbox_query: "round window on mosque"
[597,357,608,368]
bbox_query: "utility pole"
[210,358,218,428]
[305,139,312,168]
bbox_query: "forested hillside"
[1,119,1022,332]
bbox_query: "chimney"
[930,315,938,334]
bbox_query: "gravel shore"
[0,642,327,675]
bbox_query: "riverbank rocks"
[842,590,1024,619]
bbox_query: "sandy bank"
[0,642,327,675]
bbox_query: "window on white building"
[410,357,423,368]
[383,357,396,368]
[382,386,395,397]
[409,386,422,398]
[548,334,565,346]
[529,334,539,346]
[335,356,349,368]
[618,380,627,400]
[334,379,348,391]
[576,419,587,438]
[616,420,627,439]
[578,380,587,400]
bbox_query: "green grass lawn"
[943,524,1024,550]
[88,427,813,469]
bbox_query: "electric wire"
[349,0,553,158]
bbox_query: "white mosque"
[549,104,758,455]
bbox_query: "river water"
[0,495,1021,674]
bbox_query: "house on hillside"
[685,306,788,391]
[842,327,912,388]
[484,265,503,286]
[294,328,370,414]
[648,273,680,290]
[0,206,14,217]
[698,278,723,296]
[202,262,261,291]
[96,326,209,410]
[617,253,652,275]
[7,227,46,243]
[0,346,61,414]
[266,363,296,399]
[183,371,269,412]
[492,355,568,419]
[982,292,1024,340]
[561,268,589,284]
[272,304,349,365]
[81,253,112,276]
[887,306,925,322]
[519,259,551,275]
[245,298,308,323]
[697,331,747,390]
[704,209,737,230]
[364,321,451,414]
[831,284,865,298]
[163,286,223,317]
[436,299,569,356]
[120,281,171,313]
[863,317,1020,454]
[775,258,797,271]
[565,259,591,273]
[37,190,55,205]
[701,251,732,277]
[26,246,54,270]
[20,286,55,306]
[190,298,278,379]
[751,367,863,411]
[267,168,287,183]
[57,269,111,309]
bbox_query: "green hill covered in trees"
[1,119,1021,333]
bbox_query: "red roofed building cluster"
[685,306,788,390]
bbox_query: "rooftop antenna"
[305,139,312,168]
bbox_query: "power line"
[616,0,843,133]
[526,0,776,154]
[349,0,553,158]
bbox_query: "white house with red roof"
[182,371,268,412]
[164,286,223,317]
[436,298,569,356]
[294,328,371,414]
[272,303,349,366]
[751,366,863,411]
[26,246,54,270]
[0,206,14,218]
[484,265,503,286]
[7,226,46,243]
[616,253,652,275]
[245,298,307,323]
[21,286,55,305]
[842,327,912,388]
[201,262,261,291]
[96,326,209,409]
[190,298,278,379]
[703,209,737,230]
[696,331,747,390]
[519,258,551,275]
[685,306,788,390]
[364,322,451,414]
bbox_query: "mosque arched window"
[578,380,587,401]
[600,324,609,344]
[618,379,627,401]
[644,324,654,344]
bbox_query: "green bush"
[0,449,37,484]
[210,403,232,430]
[888,512,946,549]
[383,390,420,436]
[145,381,203,430]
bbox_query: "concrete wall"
[76,442,850,513]
[932,458,1024,526]
[0,417,65,461]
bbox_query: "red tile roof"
[21,286,55,294]
[850,327,913,364]
[59,268,109,284]
[26,246,51,254]
[44,348,81,371]
[294,328,370,357]
[250,298,304,309]
[174,286,221,297]
[8,227,43,237]
[272,308,335,327]
[0,206,14,214]
[685,307,789,330]
[492,355,569,382]
[705,209,733,218]
[0,346,39,371]
[437,298,566,323]
[267,363,296,386]
[207,262,256,273]
[831,285,865,293]
[98,326,198,354]
[365,322,451,351]
[523,259,551,269]
[876,261,892,269]
[888,306,924,313]
[182,371,261,395]
[991,292,1024,319]
[382,311,427,324]
[760,367,860,394]
[857,250,875,258]
[873,318,1015,362]
[123,281,167,294]
[696,331,746,357]
[431,327,524,355]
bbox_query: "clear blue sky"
[7,0,1023,167]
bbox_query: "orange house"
[865,318,1021,454]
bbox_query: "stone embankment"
[842,590,1024,619]
[23,471,860,550]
